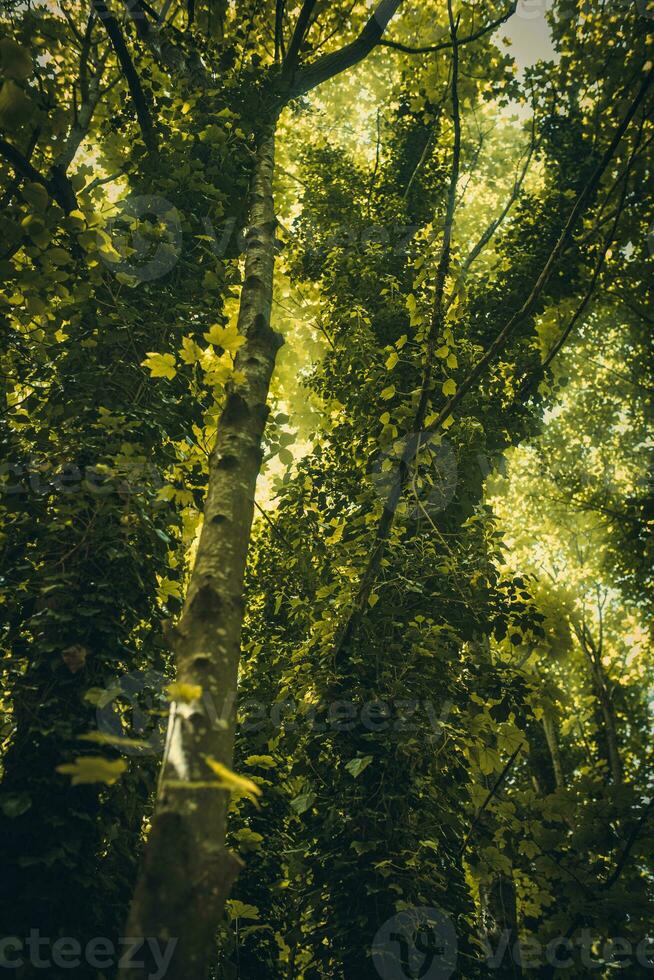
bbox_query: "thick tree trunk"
[121,119,281,980]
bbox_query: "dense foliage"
[0,1,652,978]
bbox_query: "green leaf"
[345,755,373,778]
[179,336,203,365]
[228,900,260,921]
[290,789,316,815]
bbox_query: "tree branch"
[379,2,517,55]
[517,115,640,400]
[275,0,287,62]
[93,0,158,155]
[459,742,525,855]
[461,117,536,277]
[0,137,77,213]
[288,0,406,97]
[283,0,318,78]
[0,138,49,188]
[420,62,654,444]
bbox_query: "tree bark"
[121,119,281,980]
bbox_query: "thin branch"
[93,0,158,155]
[518,117,640,400]
[458,742,525,855]
[330,2,462,664]
[367,108,382,216]
[0,127,41,209]
[461,117,536,277]
[379,2,517,55]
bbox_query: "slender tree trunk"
[591,660,623,786]
[576,627,622,785]
[480,872,524,979]
[121,118,281,980]
[542,710,565,790]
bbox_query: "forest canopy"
[0,0,652,978]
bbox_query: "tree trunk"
[542,710,565,790]
[480,872,524,979]
[592,661,623,786]
[121,119,281,980]
[576,627,623,785]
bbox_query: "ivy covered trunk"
[122,120,280,980]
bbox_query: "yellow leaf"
[57,756,127,786]
[179,336,203,365]
[142,352,177,380]
[166,681,203,703]
[442,379,457,397]
[446,353,458,369]
[203,756,262,805]
[380,385,395,401]
[244,754,277,769]
[203,322,246,355]
[79,731,152,751]
[379,412,390,425]
[385,351,399,371]
[368,593,379,608]
[435,346,449,359]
